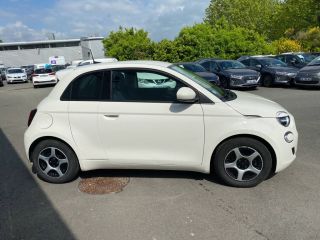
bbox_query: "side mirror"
[176,87,197,103]
[255,64,262,69]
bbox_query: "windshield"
[179,63,206,72]
[169,65,227,100]
[260,58,287,67]
[308,56,320,66]
[298,54,316,63]
[8,69,23,74]
[35,68,53,74]
[218,61,246,70]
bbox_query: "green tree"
[175,23,274,60]
[271,0,320,39]
[205,0,280,39]
[103,27,153,60]
[152,39,180,62]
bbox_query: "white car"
[32,68,57,88]
[6,68,28,83]
[24,61,298,187]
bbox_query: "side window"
[241,59,250,66]
[111,70,187,102]
[201,61,211,71]
[277,56,286,63]
[250,59,259,67]
[64,71,103,101]
[211,62,219,71]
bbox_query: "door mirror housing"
[255,64,262,69]
[176,87,197,103]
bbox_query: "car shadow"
[0,129,75,240]
[79,169,225,186]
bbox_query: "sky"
[0,0,210,42]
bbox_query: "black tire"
[33,85,37,88]
[31,139,80,183]
[213,137,272,188]
[221,77,230,89]
[262,75,273,87]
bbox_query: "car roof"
[174,62,201,65]
[79,60,172,69]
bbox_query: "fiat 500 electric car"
[24,61,298,187]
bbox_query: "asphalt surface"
[0,82,320,240]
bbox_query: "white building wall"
[0,46,82,67]
[0,38,105,67]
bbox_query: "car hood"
[266,66,298,73]
[298,65,320,74]
[225,91,286,117]
[224,68,259,76]
[195,71,218,79]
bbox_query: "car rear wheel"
[262,75,273,87]
[213,137,272,188]
[31,139,80,183]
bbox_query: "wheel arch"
[28,136,78,163]
[210,134,277,175]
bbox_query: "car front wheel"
[31,139,80,183]
[213,137,272,188]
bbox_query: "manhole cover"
[78,177,130,194]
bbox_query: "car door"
[66,71,107,160]
[98,68,205,168]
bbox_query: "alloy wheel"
[224,146,263,182]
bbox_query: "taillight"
[28,109,37,126]
[49,72,55,75]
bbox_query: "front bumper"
[294,76,320,86]
[7,77,28,83]
[229,76,260,88]
[273,74,295,84]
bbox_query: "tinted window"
[180,64,206,72]
[200,61,211,71]
[70,72,103,101]
[241,59,250,66]
[218,61,246,70]
[111,70,186,102]
[35,68,53,74]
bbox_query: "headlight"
[275,72,289,76]
[230,75,243,80]
[276,111,290,127]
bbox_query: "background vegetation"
[103,0,320,61]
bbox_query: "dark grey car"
[240,57,298,87]
[294,57,320,87]
[197,59,260,89]
[174,62,220,85]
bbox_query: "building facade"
[0,37,105,67]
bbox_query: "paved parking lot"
[1,82,320,240]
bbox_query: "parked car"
[0,75,3,87]
[6,68,28,83]
[237,55,275,62]
[240,57,298,87]
[32,68,57,88]
[21,65,35,80]
[196,59,260,88]
[294,56,320,87]
[24,61,298,188]
[0,67,7,80]
[275,53,316,68]
[174,62,220,85]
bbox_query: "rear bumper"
[33,79,57,86]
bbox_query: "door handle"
[104,114,119,118]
